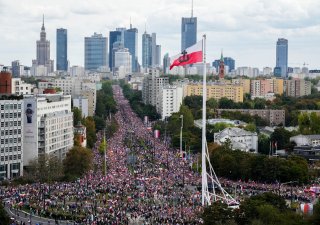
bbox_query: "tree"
[202,201,235,225]
[0,204,10,225]
[258,134,270,155]
[63,146,93,180]
[26,154,63,183]
[84,116,96,148]
[244,123,257,132]
[72,107,82,126]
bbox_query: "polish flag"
[170,41,203,70]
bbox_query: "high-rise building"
[11,60,23,77]
[32,15,54,74]
[163,53,170,74]
[155,45,161,67]
[224,57,235,72]
[157,85,183,120]
[276,38,288,78]
[0,99,24,180]
[124,25,138,72]
[23,94,73,166]
[109,31,122,69]
[181,16,197,51]
[142,32,152,68]
[56,28,68,71]
[84,33,108,71]
[284,79,311,97]
[114,48,132,79]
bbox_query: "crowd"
[1,85,318,224]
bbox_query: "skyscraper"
[163,53,170,74]
[276,38,288,78]
[155,45,161,67]
[32,15,54,74]
[84,33,108,71]
[124,25,138,72]
[56,28,68,71]
[109,30,122,69]
[224,57,235,72]
[142,32,152,68]
[181,2,197,52]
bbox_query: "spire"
[220,49,224,61]
[191,0,194,17]
[130,16,132,29]
[41,14,45,31]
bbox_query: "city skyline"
[1,0,320,69]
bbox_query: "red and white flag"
[170,41,203,70]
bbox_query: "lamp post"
[180,115,183,154]
[279,181,298,206]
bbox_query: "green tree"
[0,203,10,225]
[84,116,96,148]
[63,146,93,180]
[258,134,270,155]
[202,201,235,225]
[244,123,257,132]
[72,107,82,126]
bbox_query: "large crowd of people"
[1,85,318,224]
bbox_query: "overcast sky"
[1,0,320,69]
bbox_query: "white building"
[73,96,89,117]
[263,67,273,76]
[290,135,320,147]
[0,100,24,180]
[157,85,183,120]
[236,67,259,78]
[214,127,258,153]
[70,66,85,77]
[142,68,169,108]
[114,48,132,79]
[11,78,34,95]
[23,94,73,166]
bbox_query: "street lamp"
[278,180,298,205]
[180,115,183,154]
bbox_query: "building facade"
[124,26,138,72]
[56,28,68,71]
[157,85,183,120]
[185,83,243,103]
[214,127,258,153]
[216,109,286,126]
[114,48,132,79]
[0,100,24,180]
[109,30,122,70]
[142,32,152,69]
[181,17,197,51]
[11,78,34,95]
[85,33,108,71]
[276,38,288,78]
[23,94,73,166]
[284,79,311,97]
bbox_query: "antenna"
[191,0,194,17]
[130,16,132,29]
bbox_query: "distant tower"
[181,0,197,51]
[32,15,54,74]
[56,28,68,71]
[276,38,288,78]
[219,51,225,79]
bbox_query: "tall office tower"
[56,28,68,71]
[32,15,54,74]
[0,99,24,180]
[151,33,157,66]
[181,1,197,51]
[124,24,138,72]
[224,57,235,72]
[112,41,125,69]
[276,38,288,78]
[163,53,170,74]
[11,60,22,77]
[84,33,108,71]
[142,32,152,68]
[109,30,122,69]
[155,45,161,67]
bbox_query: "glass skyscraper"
[142,32,152,68]
[109,31,122,69]
[124,27,138,72]
[181,17,197,52]
[224,57,235,72]
[84,33,107,71]
[276,38,288,78]
[56,28,68,71]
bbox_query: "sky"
[0,0,320,70]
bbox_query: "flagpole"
[201,34,208,206]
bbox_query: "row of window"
[1,146,22,153]
[0,104,22,110]
[0,138,22,145]
[0,112,22,119]
[0,155,21,161]
[0,121,21,127]
[0,129,22,136]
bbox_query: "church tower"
[219,51,225,79]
